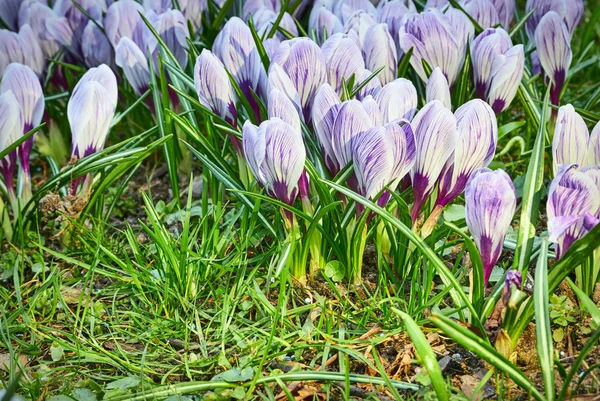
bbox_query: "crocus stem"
[0,197,13,243]
[301,196,324,279]
[420,205,444,239]
[20,173,33,212]
[285,214,306,285]
[346,220,368,284]
[237,153,250,189]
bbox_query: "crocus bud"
[267,63,303,121]
[312,83,341,175]
[309,6,343,44]
[53,0,103,57]
[268,88,301,134]
[489,0,515,28]
[525,0,583,40]
[242,118,307,208]
[193,49,237,127]
[548,164,600,259]
[321,33,365,95]
[69,64,118,159]
[436,99,497,208]
[0,25,44,77]
[18,0,62,60]
[0,90,23,195]
[0,63,44,179]
[504,269,522,303]
[82,21,115,69]
[552,105,593,175]
[331,99,374,174]
[465,168,516,285]
[344,10,376,47]
[374,78,417,122]
[147,9,189,68]
[461,0,500,29]
[105,0,147,50]
[410,100,457,222]
[535,11,572,106]
[115,37,151,96]
[361,23,397,85]
[426,67,451,109]
[486,44,524,113]
[271,38,327,121]
[471,28,512,98]
[178,0,207,32]
[399,9,472,86]
[354,68,382,100]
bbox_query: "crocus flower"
[426,67,451,109]
[535,11,572,106]
[18,0,63,60]
[399,9,473,86]
[331,99,374,176]
[436,99,497,208]
[104,0,147,50]
[193,49,237,127]
[344,10,376,47]
[147,9,189,68]
[0,0,21,30]
[115,37,151,96]
[504,269,522,303]
[321,33,365,95]
[374,78,417,122]
[312,83,341,174]
[410,100,457,222]
[361,23,397,85]
[377,0,414,54]
[461,0,500,29]
[465,168,516,285]
[333,0,376,23]
[213,17,265,120]
[82,21,115,69]
[53,0,103,57]
[486,44,524,113]
[309,6,343,43]
[68,64,118,159]
[354,68,382,100]
[252,8,298,40]
[489,0,515,28]
[0,90,23,197]
[548,164,600,259]
[271,38,327,121]
[268,88,301,134]
[242,0,278,18]
[267,63,303,120]
[525,0,583,40]
[552,105,600,175]
[242,117,306,209]
[351,121,415,210]
[0,63,44,183]
[0,25,44,77]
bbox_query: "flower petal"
[552,105,589,176]
[82,21,115,69]
[486,44,524,113]
[375,78,417,123]
[471,28,512,98]
[242,120,266,185]
[115,37,152,96]
[104,0,146,49]
[426,67,451,109]
[332,99,374,170]
[461,0,500,29]
[309,6,343,43]
[362,23,397,85]
[312,83,341,174]
[351,126,394,199]
[268,88,301,133]
[321,33,365,95]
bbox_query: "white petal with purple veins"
[0,90,23,185]
[322,33,365,95]
[242,120,266,185]
[104,0,146,49]
[426,67,451,109]
[589,122,600,166]
[351,126,394,199]
[462,0,500,29]
[331,99,374,169]
[309,6,343,43]
[115,37,151,96]
[268,88,301,134]
[312,83,341,173]
[471,28,512,98]
[0,63,44,133]
[362,23,397,85]
[552,105,590,175]
[375,78,417,122]
[489,0,515,28]
[486,44,524,113]
[82,21,115,69]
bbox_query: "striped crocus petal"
[489,0,515,28]
[271,38,327,121]
[399,9,468,86]
[143,0,172,13]
[374,78,418,123]
[552,105,589,176]
[0,25,45,77]
[332,99,374,170]
[178,0,207,32]
[104,0,146,50]
[0,90,23,191]
[461,0,500,29]
[425,0,449,8]
[465,168,516,285]
[548,164,600,258]
[525,0,583,40]
[445,8,475,51]
[68,64,118,158]
[409,100,458,222]
[267,63,304,121]
[18,0,62,60]
[333,0,376,23]
[486,44,524,114]
[242,0,278,18]
[344,10,376,47]
[583,166,600,201]
[385,120,416,191]
[426,67,451,110]
[535,11,572,106]
[321,33,365,95]
[0,0,20,30]
[82,21,115,69]
[253,8,298,40]
[362,23,397,85]
[590,122,600,166]
[436,99,497,208]
[268,88,301,134]
[351,126,394,200]
[312,83,341,174]
[115,37,151,96]
[260,118,307,205]
[377,0,413,52]
[309,6,343,44]
[360,96,383,126]
[151,9,189,68]
[354,68,382,100]
[242,120,266,186]
[0,30,23,76]
[53,0,103,56]
[471,28,512,99]
[193,49,237,126]
[504,269,522,300]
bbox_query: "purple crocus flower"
[436,99,497,208]
[312,83,341,175]
[115,37,151,96]
[399,9,473,86]
[271,38,327,121]
[548,164,600,259]
[504,269,522,303]
[426,67,451,109]
[535,11,572,106]
[350,121,415,211]
[82,21,115,69]
[552,105,596,175]
[268,88,301,134]
[213,17,265,121]
[471,28,511,98]
[309,6,343,43]
[194,49,237,126]
[18,0,63,60]
[410,100,457,222]
[53,0,103,58]
[267,62,303,121]
[465,168,516,285]
[0,0,21,30]
[321,33,365,95]
[0,25,44,77]
[242,117,307,215]
[461,0,500,29]
[104,0,147,50]
[147,9,189,69]
[354,68,382,100]
[68,64,118,159]
[361,23,397,85]
[525,0,583,41]
[377,0,414,55]
[0,63,44,185]
[0,90,23,198]
[489,0,515,28]
[333,0,376,24]
[374,78,417,122]
[331,99,374,176]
